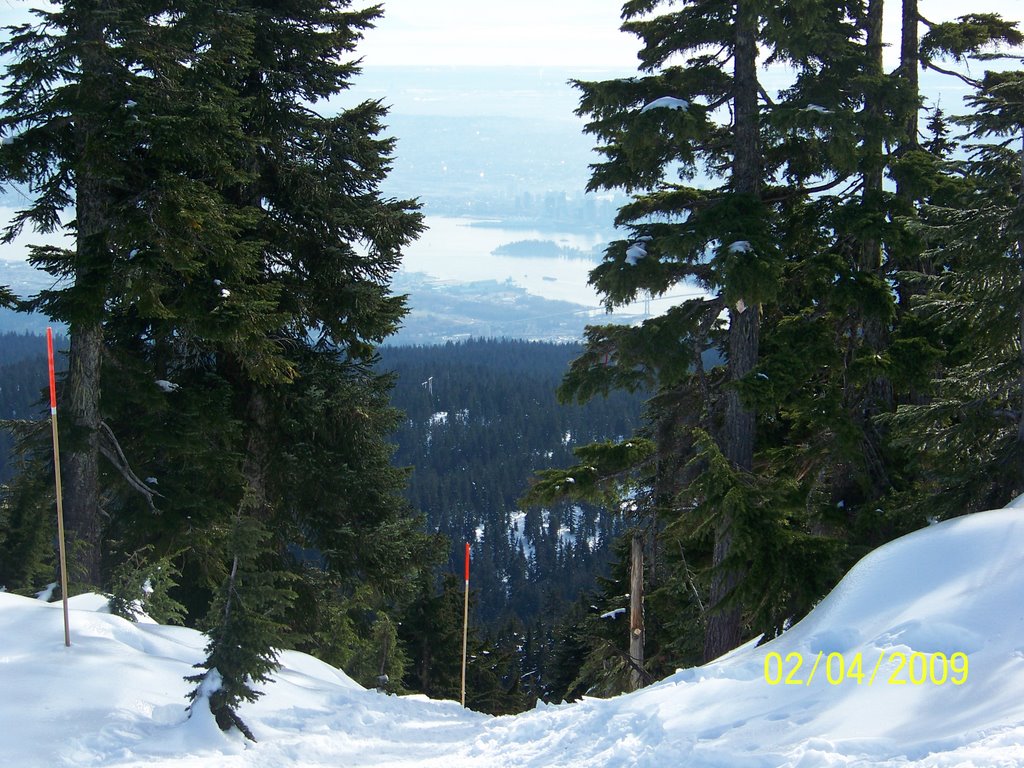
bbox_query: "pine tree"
[0,0,278,588]
[0,0,141,587]
[891,52,1024,517]
[3,0,431,736]
[567,0,870,662]
[186,515,294,740]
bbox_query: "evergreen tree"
[891,57,1024,517]
[0,0,144,587]
[2,0,431,735]
[186,515,294,740]
[99,0,428,734]
[567,0,867,662]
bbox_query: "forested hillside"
[381,339,644,629]
[0,332,65,484]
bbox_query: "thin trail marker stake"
[461,541,470,708]
[47,328,70,647]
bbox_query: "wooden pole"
[461,541,470,707]
[47,327,71,647]
[629,532,644,691]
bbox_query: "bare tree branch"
[98,420,161,512]
[922,60,982,88]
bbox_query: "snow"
[508,510,535,562]
[35,582,57,601]
[601,608,627,620]
[625,243,647,266]
[640,96,689,113]
[429,411,448,426]
[3,504,1024,766]
[154,380,179,393]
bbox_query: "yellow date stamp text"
[763,650,969,686]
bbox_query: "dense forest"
[380,339,643,624]
[0,332,64,484]
[0,336,647,630]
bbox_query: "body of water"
[401,216,614,308]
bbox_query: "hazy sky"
[0,1,1019,69]
[0,0,1019,70]
[361,0,1024,68]
[359,0,635,68]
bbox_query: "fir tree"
[186,515,294,740]
[892,59,1024,517]
[567,0,867,662]
[0,0,140,587]
[3,0,430,735]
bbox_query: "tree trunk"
[858,0,894,495]
[862,0,886,279]
[61,6,114,588]
[62,321,103,587]
[705,0,761,663]
[240,386,272,520]
[900,0,920,154]
[628,532,645,691]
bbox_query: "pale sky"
[0,1,1020,69]
[359,0,636,68]
[360,0,1024,68]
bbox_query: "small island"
[491,239,598,261]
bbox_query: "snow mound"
[1,506,1023,766]
[640,96,689,113]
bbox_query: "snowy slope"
[2,504,1024,767]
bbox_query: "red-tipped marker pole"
[47,328,70,647]
[461,541,470,707]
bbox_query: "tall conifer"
[567,0,864,661]
[3,0,430,735]
[891,21,1024,517]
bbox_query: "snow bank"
[2,505,1024,766]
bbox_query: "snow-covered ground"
[3,502,1024,767]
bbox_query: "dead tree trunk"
[628,532,645,691]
